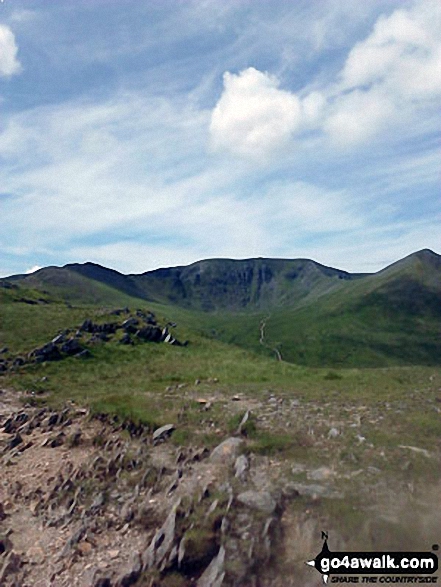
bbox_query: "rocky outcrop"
[0,394,295,587]
[0,308,186,374]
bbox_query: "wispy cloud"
[0,0,439,277]
[210,0,441,157]
[0,24,21,76]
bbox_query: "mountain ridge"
[1,248,440,367]
[3,248,438,312]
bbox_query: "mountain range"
[2,248,440,367]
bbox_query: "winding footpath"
[259,315,283,361]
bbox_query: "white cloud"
[301,91,326,125]
[323,88,394,146]
[210,67,302,160]
[210,0,441,155]
[0,25,21,77]
[340,2,441,99]
[25,264,42,274]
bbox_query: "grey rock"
[307,467,334,481]
[0,551,21,585]
[115,553,142,587]
[143,500,180,570]
[97,322,117,334]
[8,433,23,450]
[0,535,13,554]
[47,432,65,448]
[328,427,339,438]
[30,342,62,362]
[153,424,175,444]
[61,338,83,356]
[210,437,244,463]
[76,349,91,359]
[236,410,250,435]
[90,333,109,343]
[122,318,139,334]
[59,524,87,558]
[90,492,106,511]
[136,326,162,343]
[282,483,300,499]
[236,491,276,514]
[197,546,225,587]
[79,319,94,333]
[288,483,344,499]
[234,455,249,481]
[291,463,307,475]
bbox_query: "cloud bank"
[210,0,441,157]
[0,25,21,76]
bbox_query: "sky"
[0,0,440,276]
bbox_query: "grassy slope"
[166,250,441,367]
[2,294,440,457]
[0,279,147,355]
[3,249,440,368]
[5,266,142,306]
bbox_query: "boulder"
[307,466,334,481]
[143,500,180,570]
[122,318,139,334]
[236,491,276,514]
[8,433,23,450]
[153,424,175,444]
[234,455,249,481]
[136,326,163,343]
[115,553,142,586]
[287,483,344,500]
[61,338,83,356]
[196,546,225,587]
[90,333,109,343]
[99,322,117,334]
[210,437,244,464]
[79,319,94,333]
[31,342,62,362]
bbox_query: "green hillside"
[2,248,440,368]
[5,266,144,307]
[185,250,441,367]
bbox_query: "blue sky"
[0,0,439,276]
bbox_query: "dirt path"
[259,315,283,361]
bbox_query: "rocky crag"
[0,308,186,375]
[0,389,299,587]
